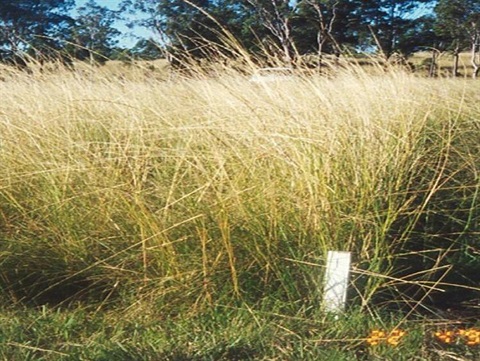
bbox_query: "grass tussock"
[1,60,480,359]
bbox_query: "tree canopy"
[0,0,74,61]
[1,0,480,75]
[67,0,121,64]
[121,0,444,62]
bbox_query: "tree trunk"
[429,49,438,78]
[471,32,480,79]
[317,30,324,73]
[473,65,480,79]
[282,41,292,65]
[453,46,460,77]
[310,0,340,72]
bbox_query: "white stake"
[323,251,351,313]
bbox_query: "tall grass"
[0,61,479,324]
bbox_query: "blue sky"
[73,0,156,47]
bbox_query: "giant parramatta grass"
[1,60,480,359]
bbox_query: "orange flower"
[366,330,386,346]
[387,329,406,346]
[458,328,480,346]
[366,329,405,346]
[434,330,457,344]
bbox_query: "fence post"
[323,250,351,313]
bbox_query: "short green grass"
[1,303,478,360]
[0,60,480,359]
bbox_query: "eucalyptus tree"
[293,0,367,58]
[0,0,74,63]
[121,0,258,65]
[120,0,438,66]
[68,0,121,65]
[435,0,480,78]
[241,0,299,63]
[354,0,435,59]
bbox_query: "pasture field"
[409,51,479,78]
[0,60,480,360]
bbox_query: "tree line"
[1,0,479,77]
[0,0,121,66]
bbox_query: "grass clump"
[0,60,480,358]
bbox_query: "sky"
[73,0,156,48]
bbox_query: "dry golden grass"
[1,57,480,360]
[0,61,479,319]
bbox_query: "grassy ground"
[3,304,477,361]
[1,60,480,359]
[409,51,477,77]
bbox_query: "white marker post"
[323,251,351,313]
